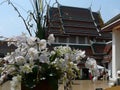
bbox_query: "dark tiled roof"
[98,32,112,39]
[89,40,112,63]
[49,8,60,21]
[0,41,17,56]
[60,6,93,22]
[92,12,104,27]
[47,6,105,36]
[91,43,107,55]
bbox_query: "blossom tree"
[0,33,86,90]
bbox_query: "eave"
[101,15,120,32]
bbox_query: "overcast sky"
[0,0,120,38]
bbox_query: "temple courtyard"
[59,80,110,90]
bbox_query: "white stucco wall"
[112,29,120,79]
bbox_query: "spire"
[96,6,104,28]
[52,0,61,7]
[57,2,65,34]
[51,0,64,34]
[88,0,94,9]
[97,5,101,14]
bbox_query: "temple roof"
[47,5,105,37]
[97,32,112,40]
[91,42,107,55]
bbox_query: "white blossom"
[20,64,32,73]
[3,55,11,61]
[48,34,55,45]
[39,39,46,50]
[85,57,99,77]
[0,34,86,89]
[15,56,26,65]
[39,53,49,63]
[28,47,39,59]
[27,36,38,46]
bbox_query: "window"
[55,37,58,43]
[78,37,86,44]
[69,36,76,43]
[58,37,66,43]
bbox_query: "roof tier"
[47,6,105,36]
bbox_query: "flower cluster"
[0,33,85,89]
[85,57,100,81]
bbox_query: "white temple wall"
[112,29,120,79]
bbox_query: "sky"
[0,0,120,38]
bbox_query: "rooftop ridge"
[105,13,120,25]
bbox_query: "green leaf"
[50,52,57,62]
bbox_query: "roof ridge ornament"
[89,4,102,36]
[97,5,101,14]
[88,0,94,9]
[52,0,61,7]
[55,0,65,34]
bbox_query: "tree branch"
[7,0,32,36]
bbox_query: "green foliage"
[50,52,58,62]
[22,62,62,89]
[35,25,45,39]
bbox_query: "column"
[112,30,120,79]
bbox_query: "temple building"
[45,5,112,79]
[46,5,111,63]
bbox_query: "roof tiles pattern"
[47,6,104,36]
